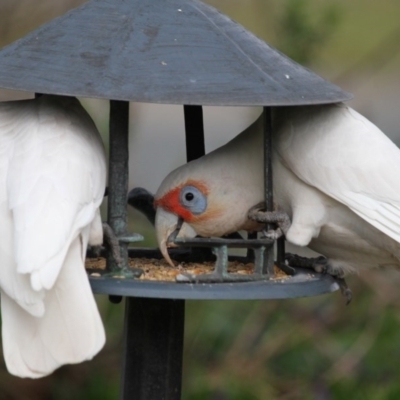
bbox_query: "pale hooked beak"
[155,207,197,266]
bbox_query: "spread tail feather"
[1,237,105,378]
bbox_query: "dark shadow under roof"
[0,0,351,106]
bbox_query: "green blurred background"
[1,0,400,399]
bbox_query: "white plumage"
[155,103,400,274]
[0,95,106,378]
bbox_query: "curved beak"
[155,207,197,266]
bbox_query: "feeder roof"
[0,0,351,106]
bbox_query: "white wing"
[5,96,106,292]
[0,95,106,377]
[1,233,105,378]
[273,103,400,243]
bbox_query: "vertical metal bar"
[183,105,205,161]
[263,107,275,275]
[107,100,130,271]
[114,106,185,400]
[120,298,185,400]
[277,236,286,266]
[213,245,229,277]
[183,104,207,271]
[247,232,257,260]
[263,107,273,213]
[253,246,265,275]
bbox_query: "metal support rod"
[183,105,205,161]
[277,236,286,266]
[182,103,205,276]
[107,100,130,271]
[120,298,185,400]
[118,104,203,400]
[263,107,275,275]
[247,232,257,260]
[263,107,273,214]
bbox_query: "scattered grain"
[85,257,288,282]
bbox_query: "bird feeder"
[0,0,351,398]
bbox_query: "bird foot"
[285,254,345,278]
[248,203,291,240]
[285,253,352,304]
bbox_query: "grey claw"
[285,253,352,304]
[312,256,346,279]
[248,203,291,238]
[336,277,353,305]
[261,228,284,240]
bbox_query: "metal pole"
[107,100,130,271]
[121,104,208,400]
[119,104,207,400]
[120,298,185,400]
[107,101,185,399]
[263,107,276,275]
[183,105,205,161]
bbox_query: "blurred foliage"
[181,271,400,399]
[276,0,341,64]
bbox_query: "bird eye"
[180,185,207,215]
[185,192,194,201]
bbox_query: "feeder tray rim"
[89,268,340,300]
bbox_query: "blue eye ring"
[179,185,207,215]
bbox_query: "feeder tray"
[87,249,340,300]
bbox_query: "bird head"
[154,156,263,265]
[155,177,223,265]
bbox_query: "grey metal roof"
[0,0,351,105]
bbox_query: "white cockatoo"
[154,103,400,277]
[0,95,106,378]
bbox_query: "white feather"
[0,95,106,378]
[156,103,400,274]
[273,104,400,243]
